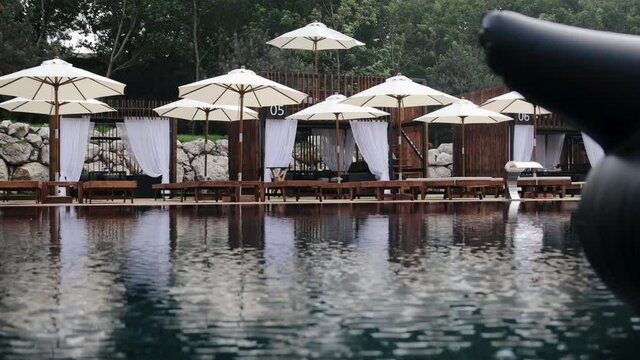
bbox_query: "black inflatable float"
[480,11,640,311]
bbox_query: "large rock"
[110,141,126,154]
[177,148,189,165]
[436,152,453,166]
[36,127,50,140]
[191,155,228,180]
[0,120,12,133]
[429,166,452,178]
[0,159,8,181]
[12,162,48,181]
[182,139,214,156]
[0,133,33,165]
[428,149,440,165]
[25,133,43,148]
[213,139,228,157]
[176,164,185,183]
[40,144,50,165]
[437,143,453,155]
[7,122,30,138]
[83,160,106,174]
[29,148,39,162]
[85,144,101,162]
[183,169,195,182]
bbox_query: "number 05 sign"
[259,105,288,120]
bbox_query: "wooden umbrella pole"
[238,91,244,182]
[461,117,466,177]
[397,98,403,180]
[335,113,341,183]
[532,105,538,177]
[52,85,59,181]
[204,110,209,178]
[314,42,318,101]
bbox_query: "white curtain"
[582,132,605,167]
[116,122,139,167]
[513,125,534,161]
[264,118,298,182]
[313,128,356,172]
[536,134,565,169]
[124,117,170,183]
[350,120,390,181]
[59,116,92,181]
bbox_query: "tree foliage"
[2,0,640,99]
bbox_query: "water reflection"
[0,203,637,359]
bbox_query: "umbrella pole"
[314,42,318,101]
[532,105,538,177]
[397,98,403,180]
[204,111,209,178]
[238,92,244,184]
[52,85,60,181]
[335,113,341,183]
[461,118,466,177]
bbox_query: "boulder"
[436,152,453,166]
[0,133,33,165]
[183,169,195,182]
[36,127,50,140]
[177,140,182,148]
[176,164,185,183]
[428,149,440,165]
[25,133,43,147]
[214,139,228,157]
[0,120,12,133]
[429,166,452,178]
[85,144,101,162]
[177,148,189,165]
[29,148,39,162]
[40,144,50,165]
[7,122,30,138]
[191,155,228,180]
[110,141,126,154]
[437,143,453,155]
[0,159,8,181]
[83,160,106,174]
[182,138,214,156]
[11,162,48,181]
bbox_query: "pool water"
[0,203,637,359]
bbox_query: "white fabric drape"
[582,132,605,167]
[349,120,390,181]
[264,118,298,182]
[536,134,565,169]
[59,116,92,181]
[313,128,356,172]
[124,117,170,183]
[513,125,534,161]
[116,122,139,167]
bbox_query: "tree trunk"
[106,0,137,78]
[35,0,47,48]
[193,0,200,81]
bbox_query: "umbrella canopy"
[267,22,364,100]
[153,99,258,121]
[0,58,126,180]
[342,73,458,179]
[153,99,258,178]
[179,66,307,182]
[0,97,116,115]
[289,93,388,182]
[266,22,364,51]
[480,91,550,114]
[414,99,512,176]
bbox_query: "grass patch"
[178,134,226,143]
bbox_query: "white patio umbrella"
[480,91,551,163]
[153,99,258,177]
[0,97,116,115]
[267,21,364,99]
[342,73,458,179]
[289,93,389,182]
[178,66,307,182]
[0,58,125,180]
[414,99,512,176]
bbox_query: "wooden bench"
[83,180,137,203]
[0,181,41,203]
[517,176,572,198]
[152,182,199,202]
[449,177,494,200]
[566,181,585,197]
[349,180,425,200]
[238,181,264,202]
[264,180,323,202]
[194,181,240,202]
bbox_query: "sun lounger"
[349,180,425,200]
[264,180,323,202]
[449,177,494,200]
[152,182,199,202]
[566,181,586,197]
[194,181,239,202]
[517,176,572,198]
[83,180,137,203]
[0,181,41,203]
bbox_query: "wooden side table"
[41,181,83,203]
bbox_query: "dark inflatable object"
[480,11,640,311]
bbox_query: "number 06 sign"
[515,113,532,125]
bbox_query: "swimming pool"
[0,202,637,358]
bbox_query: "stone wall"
[0,120,230,182]
[428,143,454,178]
